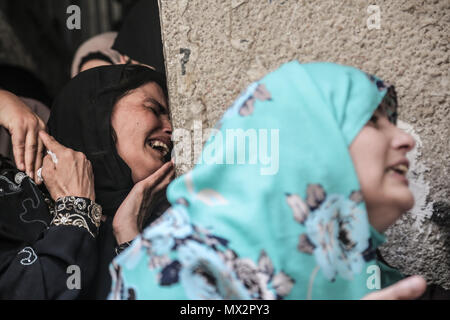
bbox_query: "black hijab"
[47,64,168,298]
[48,64,167,216]
[112,0,166,75]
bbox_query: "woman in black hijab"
[47,64,174,298]
[112,0,166,75]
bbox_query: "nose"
[161,117,172,136]
[392,126,416,153]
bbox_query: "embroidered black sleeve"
[51,196,102,238]
[0,165,102,299]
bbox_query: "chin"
[393,188,415,214]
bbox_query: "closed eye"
[145,105,159,116]
[144,98,169,118]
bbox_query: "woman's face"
[111,81,172,183]
[349,109,416,232]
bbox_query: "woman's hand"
[112,161,175,245]
[0,90,46,181]
[119,54,156,70]
[362,275,427,300]
[39,131,95,201]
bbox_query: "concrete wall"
[159,0,450,288]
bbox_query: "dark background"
[0,0,139,101]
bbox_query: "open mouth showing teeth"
[149,140,170,157]
[387,164,408,176]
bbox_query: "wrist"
[115,240,133,256]
[113,225,139,244]
[0,91,22,128]
[54,192,95,203]
[52,196,103,237]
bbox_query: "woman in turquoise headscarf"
[108,61,419,300]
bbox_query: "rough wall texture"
[159,0,450,288]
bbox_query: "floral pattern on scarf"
[113,202,295,300]
[287,184,373,281]
[221,83,272,121]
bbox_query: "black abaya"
[0,155,100,299]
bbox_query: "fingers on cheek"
[164,172,174,184]
[135,183,146,195]
[164,169,175,183]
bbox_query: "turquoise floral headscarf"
[109,61,404,300]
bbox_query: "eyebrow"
[144,97,169,116]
